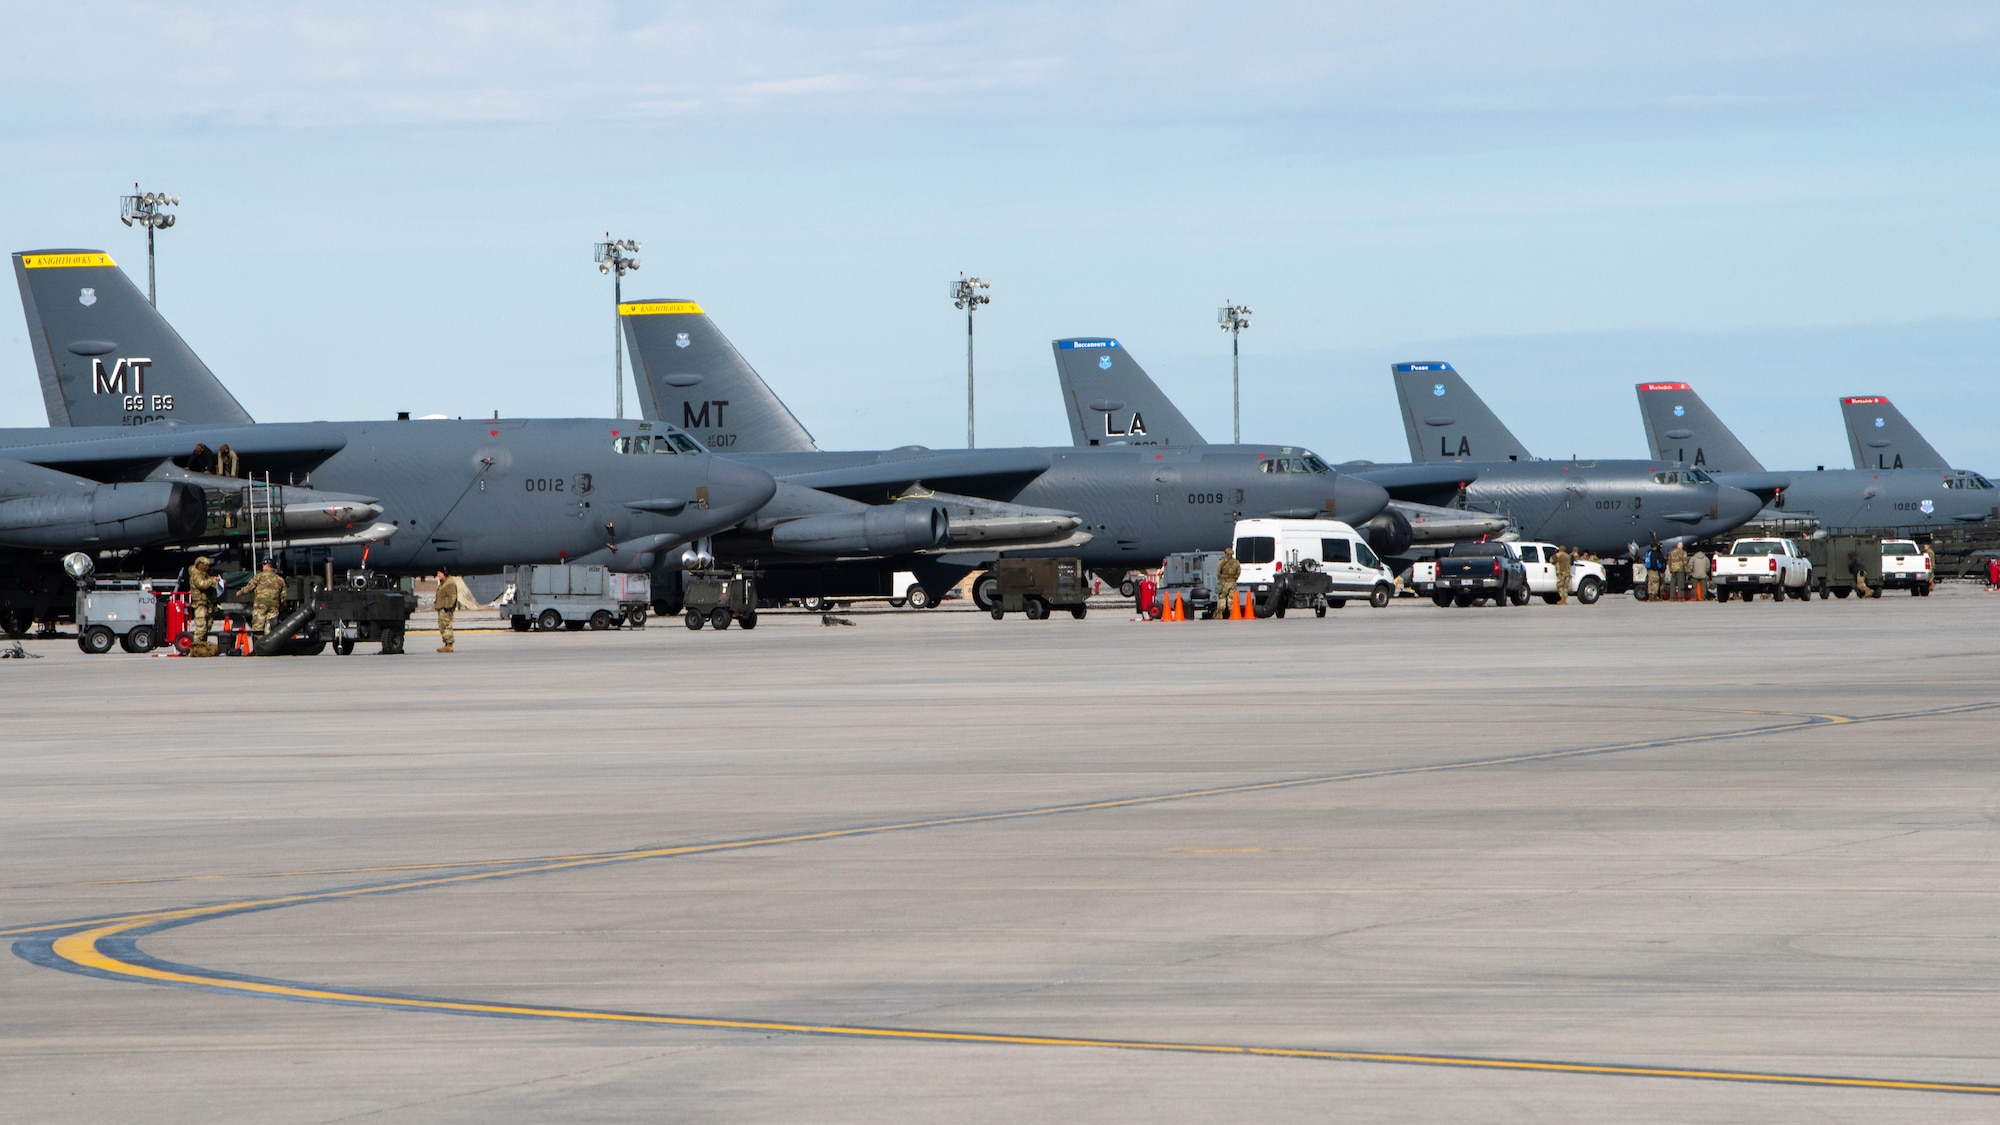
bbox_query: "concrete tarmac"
[3,588,1997,1122]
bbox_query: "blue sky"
[3,2,1997,468]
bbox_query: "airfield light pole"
[595,236,641,419]
[119,186,180,307]
[951,275,990,447]
[1219,301,1253,443]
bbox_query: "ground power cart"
[684,569,758,630]
[989,557,1090,620]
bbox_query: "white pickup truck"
[1879,539,1934,596]
[1513,542,1607,605]
[1712,538,1813,602]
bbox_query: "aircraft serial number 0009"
[1188,493,1229,505]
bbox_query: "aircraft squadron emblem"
[78,288,96,307]
[1673,405,1685,417]
[1875,417,1885,428]
[675,332,691,348]
[1433,384,1445,396]
[1098,354,1112,370]
[1920,499,1934,515]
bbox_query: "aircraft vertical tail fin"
[1839,396,1950,471]
[621,300,818,453]
[1390,362,1533,463]
[1050,338,1206,447]
[13,249,253,427]
[1633,382,1764,472]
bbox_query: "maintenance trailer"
[989,557,1090,620]
[501,564,650,631]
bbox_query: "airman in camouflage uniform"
[1552,545,1573,605]
[1667,542,1689,602]
[434,569,459,652]
[241,561,287,639]
[1215,548,1242,619]
[186,557,223,653]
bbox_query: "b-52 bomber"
[1384,363,1765,560]
[1,250,776,632]
[1047,337,1508,548]
[620,300,1392,606]
[1636,381,1997,534]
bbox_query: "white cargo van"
[1230,518,1396,608]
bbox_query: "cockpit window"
[1652,470,1701,486]
[615,432,705,455]
[1260,455,1330,475]
[1686,468,1714,484]
[1945,474,1994,490]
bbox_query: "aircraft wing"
[1342,461,1482,505]
[0,422,348,480]
[1711,471,1791,502]
[774,448,1053,499]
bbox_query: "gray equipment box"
[683,569,757,631]
[74,580,164,654]
[991,557,1089,620]
[503,564,650,632]
[1159,551,1223,618]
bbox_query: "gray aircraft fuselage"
[1364,459,1765,556]
[1638,383,1999,534]
[725,445,1388,567]
[0,418,774,573]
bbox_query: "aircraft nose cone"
[1332,473,1390,524]
[705,455,778,521]
[1715,485,1762,530]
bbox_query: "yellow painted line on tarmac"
[42,919,2000,1096]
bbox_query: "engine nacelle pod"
[0,481,205,549]
[1362,508,1414,559]
[769,504,948,556]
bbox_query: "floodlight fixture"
[595,235,642,418]
[1219,301,1253,443]
[119,184,180,307]
[951,275,991,447]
